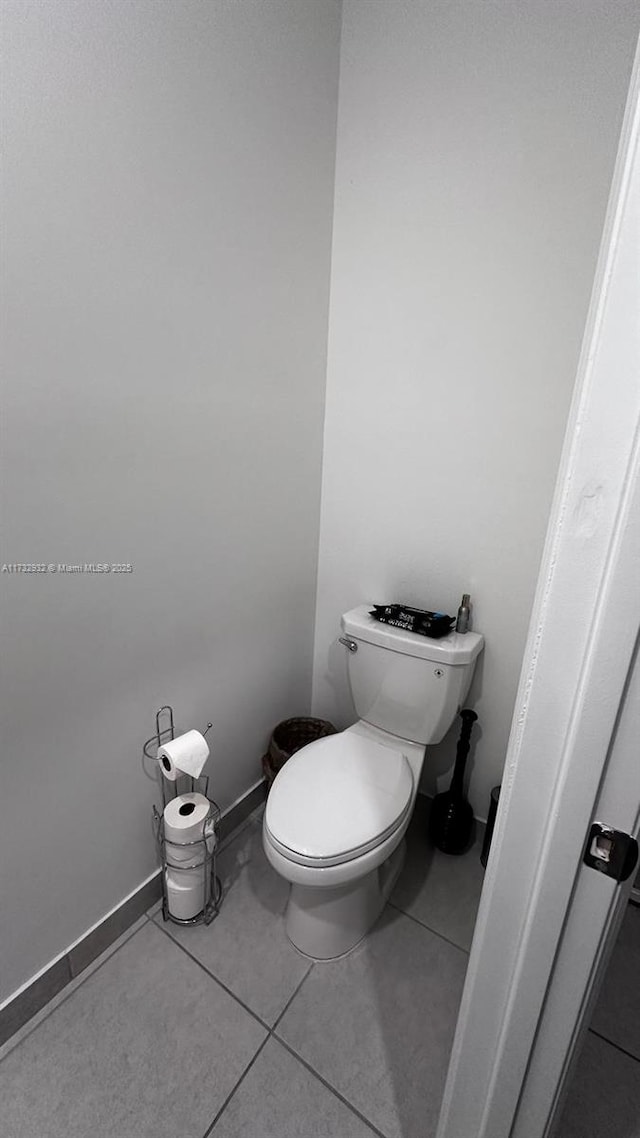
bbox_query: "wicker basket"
[262,716,337,789]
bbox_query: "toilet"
[263,604,484,960]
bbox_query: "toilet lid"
[265,733,414,864]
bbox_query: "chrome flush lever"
[339,637,358,653]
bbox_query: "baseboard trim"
[0,778,267,1048]
[217,777,267,846]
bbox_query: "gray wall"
[0,0,341,1002]
[2,0,637,1004]
[311,0,639,816]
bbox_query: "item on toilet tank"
[157,729,210,781]
[370,603,454,639]
[429,708,478,855]
[455,593,471,634]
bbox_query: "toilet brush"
[429,709,478,854]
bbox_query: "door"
[436,38,640,1138]
[514,635,640,1137]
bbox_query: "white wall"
[0,0,341,1002]
[311,0,639,816]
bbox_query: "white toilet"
[263,604,484,960]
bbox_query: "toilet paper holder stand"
[146,704,222,927]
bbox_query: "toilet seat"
[264,733,414,868]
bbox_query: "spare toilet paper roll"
[164,791,210,842]
[165,865,209,921]
[157,729,210,781]
[164,792,216,867]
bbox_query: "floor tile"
[0,920,266,1138]
[213,1037,379,1138]
[156,819,309,1026]
[277,906,468,1138]
[556,1032,640,1138]
[590,904,640,1060]
[391,796,486,951]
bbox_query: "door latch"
[583,822,639,882]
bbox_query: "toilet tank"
[341,605,484,745]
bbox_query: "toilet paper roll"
[157,729,210,781]
[165,829,216,867]
[164,792,210,841]
[164,792,216,868]
[165,865,209,921]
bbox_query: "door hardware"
[583,822,639,882]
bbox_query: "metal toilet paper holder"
[145,705,222,927]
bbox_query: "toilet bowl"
[263,721,423,958]
[263,605,484,960]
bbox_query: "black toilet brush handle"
[450,709,478,797]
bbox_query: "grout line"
[271,963,314,1032]
[151,916,271,1033]
[588,1027,640,1066]
[154,929,317,1134]
[201,1035,271,1138]
[273,1036,388,1138]
[387,901,471,956]
[0,785,263,1043]
[0,919,147,1063]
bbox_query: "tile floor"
[2,798,635,1138]
[0,799,485,1138]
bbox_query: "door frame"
[436,38,640,1138]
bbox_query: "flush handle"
[339,637,358,653]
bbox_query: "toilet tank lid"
[341,606,484,665]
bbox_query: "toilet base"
[285,840,406,960]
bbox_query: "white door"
[436,39,640,1138]
[514,638,640,1138]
